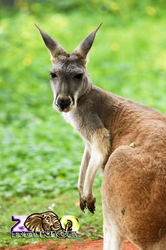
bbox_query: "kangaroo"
[36,23,166,250]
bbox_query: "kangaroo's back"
[102,141,166,250]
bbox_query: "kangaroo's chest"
[62,112,78,130]
[62,111,92,146]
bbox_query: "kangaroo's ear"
[73,23,102,63]
[35,24,66,64]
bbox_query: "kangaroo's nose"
[56,96,72,110]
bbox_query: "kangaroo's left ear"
[35,24,66,64]
[73,23,103,63]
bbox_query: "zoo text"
[11,231,77,239]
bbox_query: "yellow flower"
[110,2,119,11]
[23,53,33,67]
[146,6,156,16]
[111,43,120,51]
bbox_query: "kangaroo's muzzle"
[55,95,73,111]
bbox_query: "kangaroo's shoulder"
[91,85,166,118]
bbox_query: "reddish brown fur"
[100,88,166,249]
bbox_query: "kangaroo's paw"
[87,198,96,214]
[80,194,96,214]
[80,198,87,213]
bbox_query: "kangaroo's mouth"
[57,106,73,113]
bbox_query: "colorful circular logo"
[60,215,79,231]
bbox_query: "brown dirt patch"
[0,239,139,250]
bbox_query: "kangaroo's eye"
[74,73,83,79]
[50,72,57,78]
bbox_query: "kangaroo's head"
[36,23,102,112]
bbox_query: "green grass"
[0,189,103,247]
[1,0,166,247]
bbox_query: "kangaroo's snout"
[56,95,72,111]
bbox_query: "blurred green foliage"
[1,0,166,198]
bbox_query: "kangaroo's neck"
[63,84,161,149]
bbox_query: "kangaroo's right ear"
[35,24,66,64]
